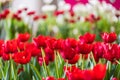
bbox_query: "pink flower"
[65,0,88,9]
[100,0,120,10]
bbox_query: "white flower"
[73,29,78,35]
[52,26,59,33]
[42,5,56,12]
[73,4,88,16]
[43,0,53,4]
[56,15,64,25]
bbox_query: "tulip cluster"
[0,32,119,80]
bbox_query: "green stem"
[41,48,50,77]
[57,51,62,64]
[0,58,4,79]
[11,59,17,80]
[54,51,59,78]
[116,60,120,64]
[64,60,68,79]
[30,63,42,80]
[91,52,96,65]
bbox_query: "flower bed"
[0,32,119,80]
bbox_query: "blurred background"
[0,0,120,41]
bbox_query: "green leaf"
[5,62,10,80]
[19,71,31,80]
[113,64,120,79]
[30,63,42,80]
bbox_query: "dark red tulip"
[44,47,54,62]
[33,15,40,21]
[54,10,64,16]
[40,14,47,19]
[27,11,35,16]
[92,42,105,62]
[85,14,100,23]
[17,10,22,14]
[60,40,77,60]
[101,32,117,43]
[12,13,22,21]
[23,8,28,11]
[69,11,75,17]
[64,38,78,48]
[76,43,93,54]
[68,54,80,64]
[69,19,76,23]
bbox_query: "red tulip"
[14,50,31,64]
[54,10,64,16]
[44,47,54,62]
[18,33,30,42]
[42,76,55,80]
[17,10,22,14]
[57,78,65,80]
[69,11,75,17]
[79,32,96,44]
[17,41,25,51]
[92,42,105,62]
[65,66,93,80]
[53,39,63,50]
[101,32,117,43]
[68,54,80,64]
[33,35,47,48]
[45,37,56,49]
[103,44,120,62]
[85,14,100,23]
[3,9,10,18]
[93,64,106,80]
[60,40,77,60]
[64,38,78,48]
[2,53,10,61]
[0,40,4,57]
[27,11,35,16]
[4,39,18,53]
[69,19,76,23]
[26,43,41,57]
[76,43,93,54]
[40,14,47,19]
[12,13,22,21]
[33,15,40,21]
